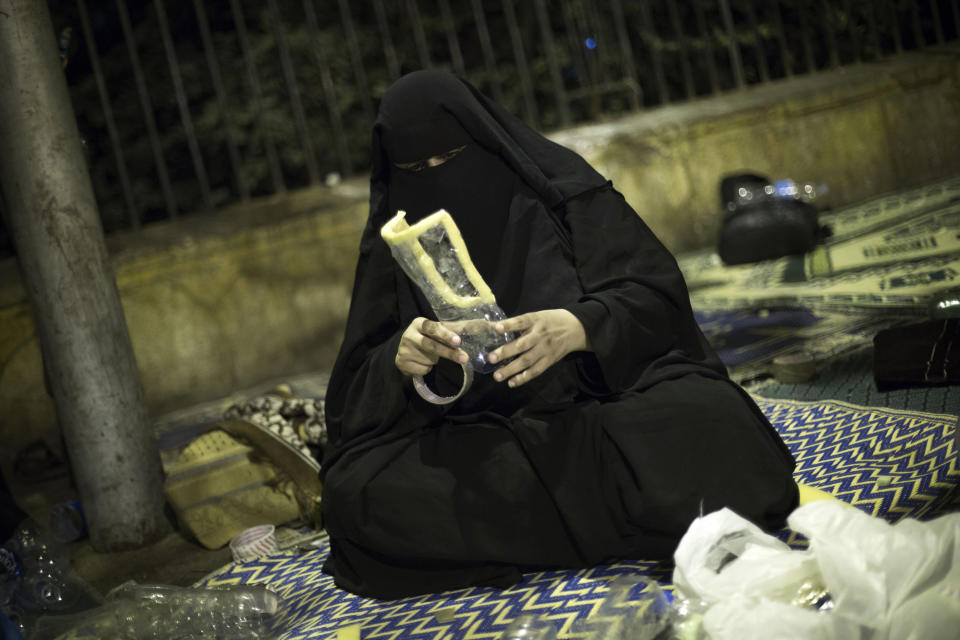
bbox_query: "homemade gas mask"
[381,209,513,404]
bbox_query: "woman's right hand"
[395,317,469,377]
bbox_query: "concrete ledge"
[0,184,368,458]
[2,47,959,458]
[551,46,960,252]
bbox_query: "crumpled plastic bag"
[673,500,960,639]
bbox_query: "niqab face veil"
[377,75,518,289]
[370,70,610,300]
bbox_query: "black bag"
[717,173,823,266]
[873,319,960,391]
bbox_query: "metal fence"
[46,0,960,236]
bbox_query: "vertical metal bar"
[153,0,213,212]
[798,4,817,73]
[638,0,669,102]
[887,0,903,55]
[609,0,642,109]
[667,1,696,98]
[842,0,862,63]
[193,0,248,201]
[718,0,745,88]
[583,3,607,116]
[115,0,176,219]
[470,0,504,104]
[911,1,926,48]
[304,0,351,178]
[0,0,167,552]
[561,4,589,88]
[953,0,960,42]
[930,0,945,44]
[820,0,840,68]
[533,0,571,125]
[229,0,284,194]
[268,0,320,185]
[77,0,138,228]
[744,0,769,82]
[337,0,375,124]
[770,0,793,77]
[406,0,432,69]
[439,0,466,76]
[586,2,612,83]
[502,0,540,124]
[694,0,720,93]
[864,1,881,59]
[373,0,401,81]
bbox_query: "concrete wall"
[2,48,959,458]
[552,47,960,252]
[0,186,369,460]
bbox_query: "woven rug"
[753,348,960,415]
[683,176,960,386]
[694,306,922,383]
[680,176,960,311]
[196,398,959,640]
[764,398,958,522]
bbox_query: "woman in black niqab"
[321,70,798,600]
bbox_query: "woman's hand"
[395,317,469,377]
[488,309,590,387]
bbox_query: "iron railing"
[40,1,960,236]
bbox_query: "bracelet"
[411,363,474,405]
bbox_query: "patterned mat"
[766,398,958,521]
[694,306,921,383]
[682,176,960,384]
[197,398,959,640]
[679,176,960,311]
[754,349,960,415]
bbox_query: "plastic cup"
[229,525,279,562]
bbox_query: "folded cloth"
[873,319,960,391]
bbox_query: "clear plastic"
[1,520,101,638]
[48,502,86,544]
[497,613,557,639]
[496,577,691,640]
[382,209,515,403]
[31,582,281,640]
[572,576,675,640]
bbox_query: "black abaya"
[321,71,798,599]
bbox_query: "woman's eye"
[394,145,465,172]
[395,160,427,172]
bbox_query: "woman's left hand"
[488,309,591,387]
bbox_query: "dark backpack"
[717,173,826,265]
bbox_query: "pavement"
[4,371,331,600]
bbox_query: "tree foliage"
[40,0,959,235]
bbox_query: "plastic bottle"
[48,501,86,543]
[0,546,22,618]
[571,576,675,640]
[31,582,282,640]
[498,614,557,639]
[0,520,99,638]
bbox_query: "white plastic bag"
[672,500,960,639]
[673,507,823,609]
[702,596,861,640]
[790,500,960,639]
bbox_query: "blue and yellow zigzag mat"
[766,398,958,521]
[198,398,959,639]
